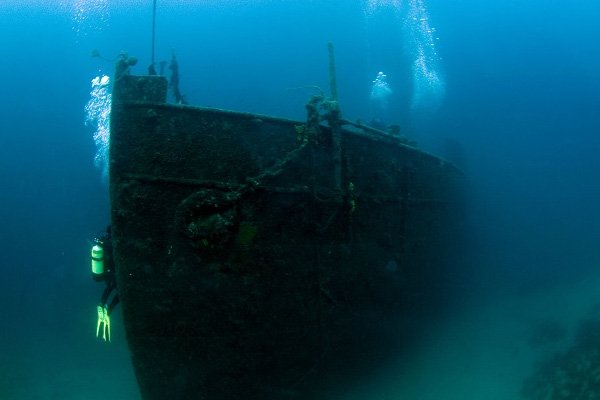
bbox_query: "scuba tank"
[91,243,105,275]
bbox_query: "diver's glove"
[96,305,111,342]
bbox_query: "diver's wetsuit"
[94,229,120,314]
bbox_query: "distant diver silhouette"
[169,50,188,104]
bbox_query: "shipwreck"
[108,45,466,399]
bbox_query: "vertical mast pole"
[151,0,157,64]
[328,42,338,101]
[327,43,342,193]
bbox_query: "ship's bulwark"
[110,75,466,399]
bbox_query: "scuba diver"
[91,225,119,342]
[169,50,188,104]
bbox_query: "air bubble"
[85,75,112,182]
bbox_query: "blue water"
[1,0,599,398]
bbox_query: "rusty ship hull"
[109,75,466,399]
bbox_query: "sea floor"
[342,269,600,400]
[0,304,140,400]
[2,269,599,400]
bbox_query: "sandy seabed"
[4,269,600,400]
